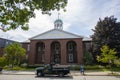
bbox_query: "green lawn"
[70,65,120,72]
[3,65,120,72]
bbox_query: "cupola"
[54,13,63,30]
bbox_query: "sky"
[0,0,120,42]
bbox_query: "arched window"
[51,41,61,64]
[67,41,77,63]
[36,42,45,64]
[68,42,74,51]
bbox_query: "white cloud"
[0,0,120,42]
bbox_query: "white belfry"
[54,13,63,30]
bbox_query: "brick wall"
[27,38,83,65]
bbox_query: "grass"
[70,65,120,72]
[3,65,120,73]
[3,64,44,71]
[3,66,35,71]
[108,72,120,76]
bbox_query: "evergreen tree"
[0,0,67,31]
[91,16,120,58]
[83,50,93,65]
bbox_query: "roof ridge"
[57,29,83,38]
[30,29,55,39]
[30,29,83,40]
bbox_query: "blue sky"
[0,0,120,42]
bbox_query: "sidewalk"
[1,70,120,76]
[70,71,120,76]
[0,70,35,75]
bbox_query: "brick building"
[0,38,17,57]
[22,19,92,65]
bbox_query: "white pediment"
[30,29,83,40]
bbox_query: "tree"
[3,42,26,67]
[114,58,120,67]
[0,0,67,31]
[91,16,120,58]
[0,56,7,67]
[83,50,93,65]
[97,45,117,73]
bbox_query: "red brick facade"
[23,38,84,65]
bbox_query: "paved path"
[1,70,34,75]
[1,70,120,76]
[0,74,120,80]
[0,70,120,80]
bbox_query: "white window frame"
[55,43,59,51]
[68,43,73,51]
[68,54,73,62]
[38,46,41,52]
[42,54,45,62]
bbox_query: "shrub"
[27,64,44,68]
[21,63,28,68]
[3,66,25,70]
[70,65,80,70]
[83,50,93,65]
[12,66,24,70]
[0,57,7,67]
[85,65,102,70]
[114,59,120,67]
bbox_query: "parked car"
[35,64,70,77]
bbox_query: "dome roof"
[54,19,63,24]
[54,18,63,30]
